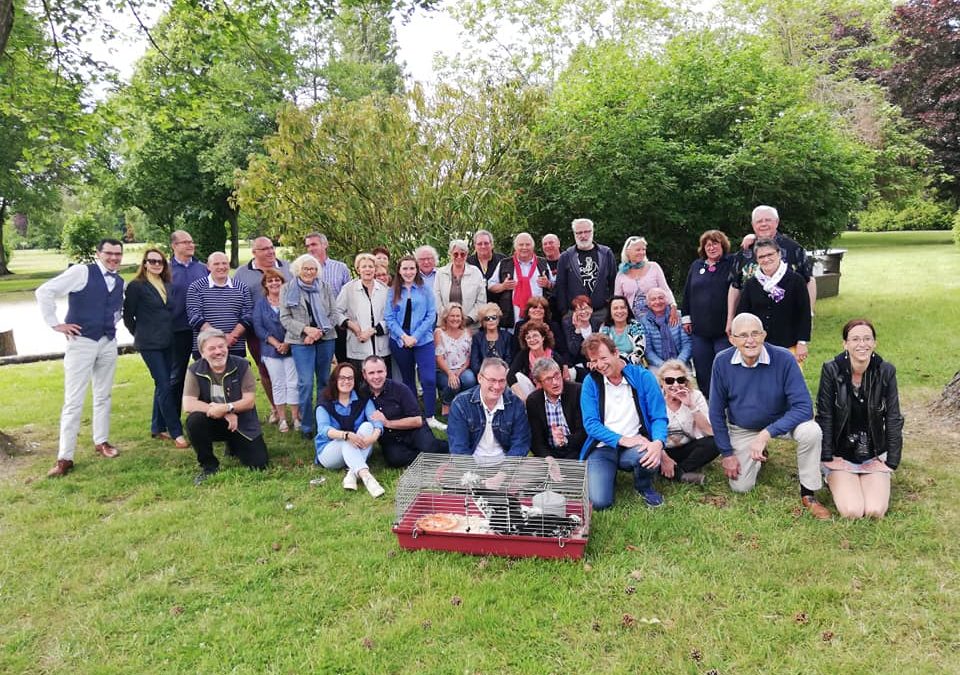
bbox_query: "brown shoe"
[801,496,831,520]
[47,459,74,478]
[94,442,119,458]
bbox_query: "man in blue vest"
[36,238,126,478]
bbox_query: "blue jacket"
[470,328,514,374]
[448,386,530,457]
[252,296,288,360]
[314,392,384,461]
[579,365,669,460]
[385,284,436,348]
[639,312,692,369]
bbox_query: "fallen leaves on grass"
[794,611,809,625]
[272,542,281,551]
[625,544,640,551]
[361,637,375,650]
[421,620,432,629]
[622,613,636,628]
[591,620,601,632]
[583,563,593,572]
[625,586,636,595]
[629,570,643,581]
[690,648,703,662]
[451,596,462,606]
[822,631,834,642]
[700,495,728,508]
[840,539,851,550]
[170,605,184,616]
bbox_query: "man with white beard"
[554,218,617,318]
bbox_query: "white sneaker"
[293,419,302,432]
[427,416,447,431]
[363,474,385,498]
[268,410,279,424]
[342,471,358,491]
[278,419,289,433]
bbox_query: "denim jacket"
[385,284,436,348]
[448,386,530,457]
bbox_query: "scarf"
[285,278,333,332]
[146,273,167,303]
[618,261,646,274]
[512,255,539,318]
[651,311,678,360]
[755,260,787,303]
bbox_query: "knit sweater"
[708,344,813,456]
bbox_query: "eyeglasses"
[145,258,165,265]
[847,336,875,344]
[732,331,764,341]
[483,315,500,322]
[255,245,275,252]
[451,251,467,258]
[575,307,591,313]
[756,251,779,262]
[174,239,194,246]
[663,376,687,385]
[337,375,355,381]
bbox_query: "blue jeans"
[586,445,658,510]
[690,333,729,398]
[139,348,184,438]
[393,342,438,417]
[291,340,335,434]
[437,368,477,405]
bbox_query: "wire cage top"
[392,454,591,559]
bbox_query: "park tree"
[0,6,86,275]
[884,0,960,202]
[236,82,542,260]
[519,31,874,285]
[100,0,300,263]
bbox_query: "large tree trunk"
[0,197,10,276]
[0,0,12,56]
[932,371,960,418]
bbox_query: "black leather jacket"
[815,352,904,469]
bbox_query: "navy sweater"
[708,344,813,456]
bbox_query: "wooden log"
[0,343,137,367]
[0,329,15,357]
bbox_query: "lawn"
[0,231,958,673]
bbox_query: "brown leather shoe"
[47,459,74,478]
[94,442,119,458]
[801,496,831,520]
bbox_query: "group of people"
[36,206,904,519]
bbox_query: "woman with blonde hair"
[614,235,677,322]
[656,359,719,485]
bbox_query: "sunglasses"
[452,251,467,258]
[145,258,165,265]
[483,315,500,322]
[663,376,687,385]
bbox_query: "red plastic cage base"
[392,493,589,559]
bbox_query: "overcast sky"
[84,2,467,92]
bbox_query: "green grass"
[1,231,958,672]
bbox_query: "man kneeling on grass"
[580,333,669,510]
[708,312,829,519]
[183,328,269,485]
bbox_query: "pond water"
[0,294,133,357]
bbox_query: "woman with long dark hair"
[385,255,441,429]
[816,319,904,519]
[123,248,189,448]
[315,362,385,498]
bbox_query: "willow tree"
[236,82,543,261]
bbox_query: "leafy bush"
[856,205,897,231]
[61,213,107,263]
[857,199,952,231]
[953,209,960,246]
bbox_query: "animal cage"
[392,454,591,559]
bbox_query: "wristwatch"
[227,403,235,413]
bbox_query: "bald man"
[186,252,253,358]
[487,232,553,329]
[233,236,291,421]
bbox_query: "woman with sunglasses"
[656,359,718,484]
[469,302,514,374]
[123,248,189,448]
[434,239,487,327]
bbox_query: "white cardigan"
[336,279,391,360]
[433,263,487,324]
